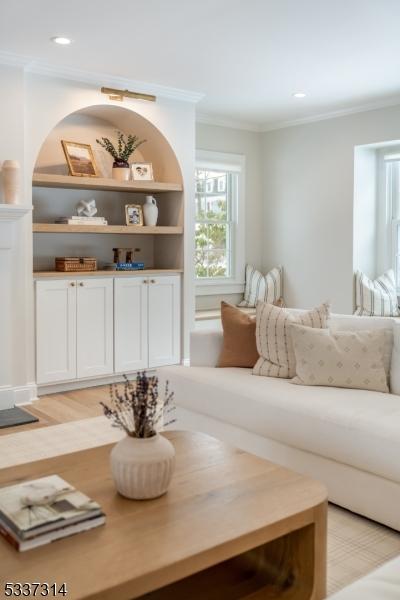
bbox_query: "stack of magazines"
[0,475,105,551]
[55,216,108,225]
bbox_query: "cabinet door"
[36,279,77,384]
[114,277,148,373]
[76,278,114,379]
[148,276,181,368]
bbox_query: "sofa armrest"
[190,330,223,367]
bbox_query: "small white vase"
[143,195,158,226]
[110,434,175,499]
[1,160,20,204]
[112,166,130,182]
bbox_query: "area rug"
[0,407,39,429]
[0,417,399,595]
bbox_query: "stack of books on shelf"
[0,475,105,551]
[55,216,108,225]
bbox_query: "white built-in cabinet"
[36,274,181,386]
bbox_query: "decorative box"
[55,257,97,272]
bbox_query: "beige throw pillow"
[253,302,330,379]
[290,324,388,393]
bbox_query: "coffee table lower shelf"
[141,523,319,600]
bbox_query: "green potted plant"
[96,131,146,181]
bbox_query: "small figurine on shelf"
[96,131,146,182]
[77,198,97,217]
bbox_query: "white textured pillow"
[290,324,389,393]
[239,265,282,308]
[354,270,399,316]
[253,302,330,379]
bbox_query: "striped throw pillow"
[354,270,399,317]
[253,302,330,379]
[239,265,282,308]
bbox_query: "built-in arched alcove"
[31,103,184,272]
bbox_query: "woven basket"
[55,257,97,272]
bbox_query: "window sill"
[195,281,245,296]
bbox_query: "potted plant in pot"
[96,131,146,182]
[101,372,176,500]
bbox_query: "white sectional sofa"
[329,556,400,599]
[161,314,400,531]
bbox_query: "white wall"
[195,122,262,309]
[261,104,400,313]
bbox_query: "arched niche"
[31,104,184,272]
[34,104,183,184]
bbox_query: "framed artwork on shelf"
[131,162,154,181]
[125,204,144,226]
[61,141,99,177]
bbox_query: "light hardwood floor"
[0,386,109,436]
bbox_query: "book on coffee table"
[0,475,105,551]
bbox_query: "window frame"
[195,150,245,295]
[378,148,400,292]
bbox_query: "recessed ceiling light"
[293,92,306,98]
[51,36,72,45]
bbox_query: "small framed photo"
[125,204,143,226]
[131,162,154,181]
[61,141,99,177]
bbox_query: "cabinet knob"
[79,282,84,287]
[70,282,75,287]
[150,279,156,284]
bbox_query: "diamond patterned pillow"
[290,324,388,393]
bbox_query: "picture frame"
[131,162,154,181]
[61,141,99,177]
[125,204,143,226]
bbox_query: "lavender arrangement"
[101,372,175,438]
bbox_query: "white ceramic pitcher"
[143,195,158,226]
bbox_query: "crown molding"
[261,95,400,132]
[0,50,204,104]
[196,111,261,132]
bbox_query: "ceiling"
[1,0,400,130]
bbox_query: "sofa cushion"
[329,556,400,600]
[290,324,389,393]
[253,301,330,379]
[163,365,400,484]
[354,269,399,317]
[217,302,259,368]
[330,314,393,379]
[238,265,282,308]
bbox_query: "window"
[382,152,400,289]
[195,151,245,294]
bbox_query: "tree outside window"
[195,168,237,279]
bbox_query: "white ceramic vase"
[143,195,158,226]
[112,166,130,182]
[110,434,175,499]
[1,160,20,204]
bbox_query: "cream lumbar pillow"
[290,324,389,393]
[354,269,400,317]
[253,302,330,379]
[239,265,283,308]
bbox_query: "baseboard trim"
[37,372,156,396]
[0,383,38,409]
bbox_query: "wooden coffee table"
[0,431,327,600]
